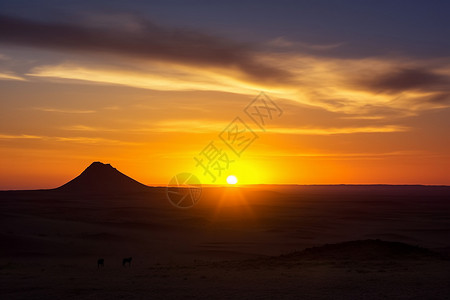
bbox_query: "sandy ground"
[1,185,450,299]
[2,258,450,299]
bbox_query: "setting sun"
[226,175,238,185]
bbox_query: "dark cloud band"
[0,14,290,83]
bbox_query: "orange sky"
[1,10,450,189]
[1,80,449,189]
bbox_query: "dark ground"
[1,185,450,299]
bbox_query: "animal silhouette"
[122,257,132,267]
[97,258,104,268]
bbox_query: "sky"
[1,0,450,189]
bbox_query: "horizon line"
[1,183,450,192]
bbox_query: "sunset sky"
[1,0,450,189]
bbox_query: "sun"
[226,175,238,185]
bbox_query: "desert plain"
[1,169,450,299]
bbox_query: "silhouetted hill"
[56,162,150,194]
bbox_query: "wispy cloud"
[60,120,410,135]
[62,120,227,134]
[52,136,140,145]
[257,150,427,158]
[0,134,41,139]
[0,133,137,145]
[34,107,96,114]
[62,125,104,131]
[2,13,450,120]
[269,125,410,135]
[149,121,410,135]
[0,72,25,81]
[339,115,387,120]
[153,120,229,133]
[26,63,270,95]
[24,53,450,119]
[268,36,344,51]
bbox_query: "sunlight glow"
[226,175,238,185]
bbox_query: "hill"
[56,161,150,194]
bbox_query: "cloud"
[61,121,227,134]
[27,63,266,95]
[428,93,450,104]
[0,72,25,81]
[339,115,386,120]
[34,107,96,113]
[356,67,450,108]
[268,37,344,51]
[0,133,137,145]
[269,125,410,135]
[61,125,104,131]
[0,14,290,83]
[51,136,140,145]
[60,120,409,135]
[361,68,449,93]
[0,52,26,80]
[2,13,450,119]
[25,54,450,118]
[263,53,450,115]
[152,119,228,133]
[0,134,41,139]
[260,150,426,159]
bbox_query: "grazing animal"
[97,258,104,268]
[122,257,132,267]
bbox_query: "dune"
[276,239,443,261]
